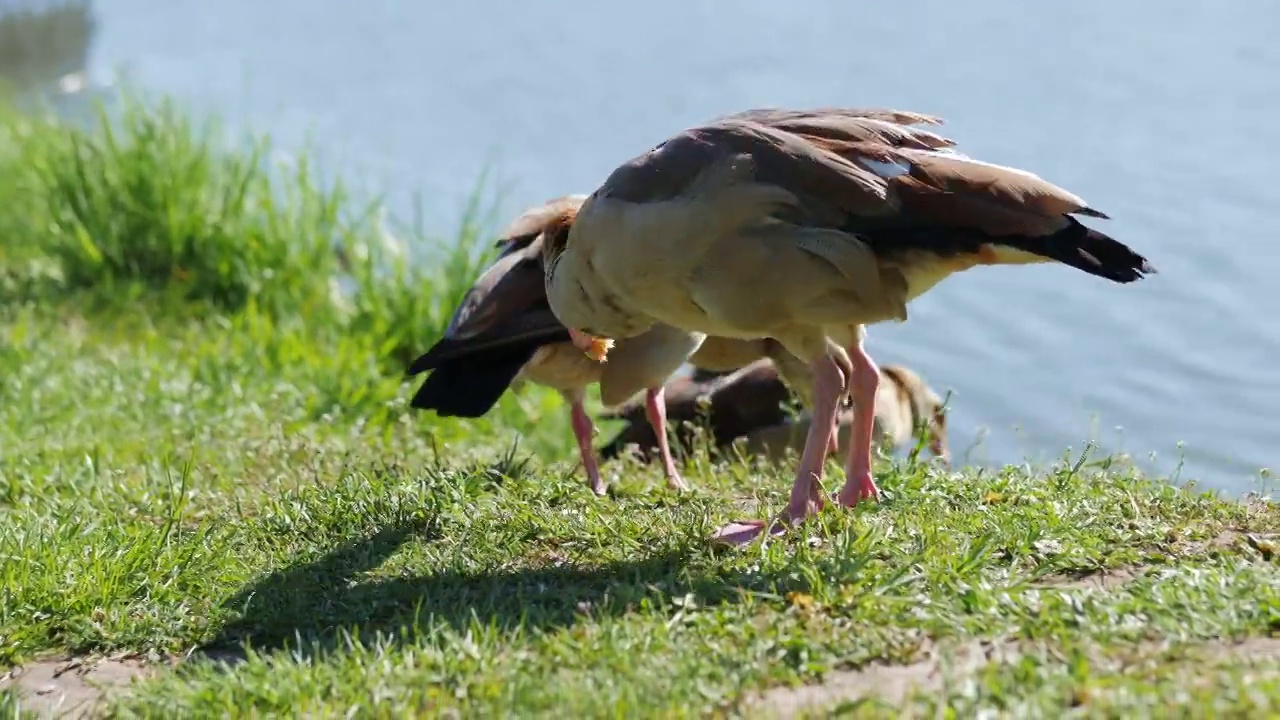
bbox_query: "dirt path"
[746,637,1280,718]
[1,655,155,719]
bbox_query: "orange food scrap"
[584,337,614,363]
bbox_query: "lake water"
[5,0,1278,497]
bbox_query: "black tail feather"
[405,313,570,419]
[408,344,539,418]
[407,320,569,376]
[1012,218,1157,284]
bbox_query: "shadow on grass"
[199,515,730,665]
[205,518,440,659]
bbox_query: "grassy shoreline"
[1,95,1277,717]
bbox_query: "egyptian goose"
[406,196,820,495]
[600,359,949,466]
[541,107,1155,545]
[599,359,794,462]
[736,363,950,465]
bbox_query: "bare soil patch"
[1036,564,1148,591]
[1033,527,1274,593]
[1,647,258,718]
[746,636,1280,718]
[746,640,1007,718]
[1,655,154,719]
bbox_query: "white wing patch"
[918,148,1042,182]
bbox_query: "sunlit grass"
[0,87,511,376]
[0,92,1276,718]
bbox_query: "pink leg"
[930,434,951,468]
[644,386,689,491]
[569,397,607,496]
[829,381,846,456]
[813,378,844,506]
[835,342,883,506]
[712,354,845,545]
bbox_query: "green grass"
[1,93,1277,719]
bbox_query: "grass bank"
[0,94,1277,718]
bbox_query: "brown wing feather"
[895,149,1108,222]
[448,195,591,341]
[588,107,1153,282]
[888,177,1069,237]
[443,242,549,341]
[597,119,895,218]
[723,107,946,129]
[746,116,1135,253]
[732,113,1155,281]
[731,110,1107,227]
[728,107,956,153]
[595,106,959,210]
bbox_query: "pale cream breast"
[547,245,657,339]
[565,193,773,338]
[872,379,916,447]
[689,337,771,373]
[518,342,602,393]
[892,245,1053,303]
[598,325,707,407]
[679,223,905,340]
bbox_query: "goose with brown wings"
[600,358,950,466]
[406,195,819,495]
[541,107,1156,546]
